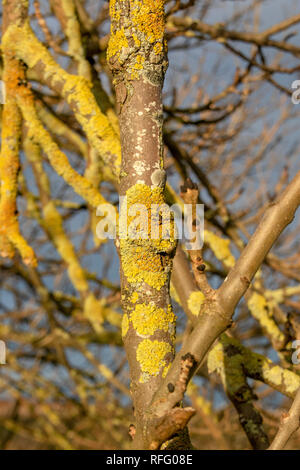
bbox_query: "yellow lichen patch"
[24,137,50,195]
[61,75,121,169]
[36,101,88,158]
[204,230,235,268]
[248,292,285,346]
[132,33,141,48]
[119,183,176,291]
[162,362,171,378]
[120,243,168,290]
[60,0,91,79]
[136,339,173,383]
[0,55,37,267]
[265,285,300,307]
[131,292,139,303]
[108,0,166,78]
[283,370,300,395]
[187,382,214,418]
[83,293,104,334]
[130,0,165,45]
[170,283,181,305]
[263,365,283,387]
[130,303,175,337]
[262,365,300,395]
[187,291,205,316]
[154,42,163,55]
[121,183,176,246]
[130,54,146,80]
[5,231,37,266]
[119,183,164,240]
[134,55,145,68]
[98,364,113,380]
[207,341,225,376]
[122,314,129,338]
[107,28,129,62]
[43,201,89,292]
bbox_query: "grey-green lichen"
[208,334,300,398]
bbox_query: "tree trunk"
[108,0,177,448]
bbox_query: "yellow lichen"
[62,75,121,169]
[3,22,121,180]
[154,42,163,55]
[136,339,173,383]
[262,365,300,395]
[170,283,181,305]
[107,28,129,62]
[208,339,252,399]
[60,0,91,79]
[130,0,165,45]
[24,137,50,195]
[263,365,283,387]
[107,0,166,78]
[187,382,214,418]
[119,183,176,291]
[122,313,129,338]
[130,55,146,79]
[36,101,88,158]
[207,341,225,376]
[248,292,285,346]
[132,33,141,48]
[204,230,235,268]
[265,285,300,307]
[209,334,300,398]
[162,362,171,378]
[187,291,205,316]
[16,83,115,213]
[131,292,139,303]
[130,303,175,337]
[0,54,37,266]
[83,294,104,333]
[283,370,300,394]
[120,244,167,290]
[43,201,89,292]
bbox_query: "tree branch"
[151,171,300,421]
[268,387,300,450]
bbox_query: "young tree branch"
[268,387,300,450]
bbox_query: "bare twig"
[268,387,300,450]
